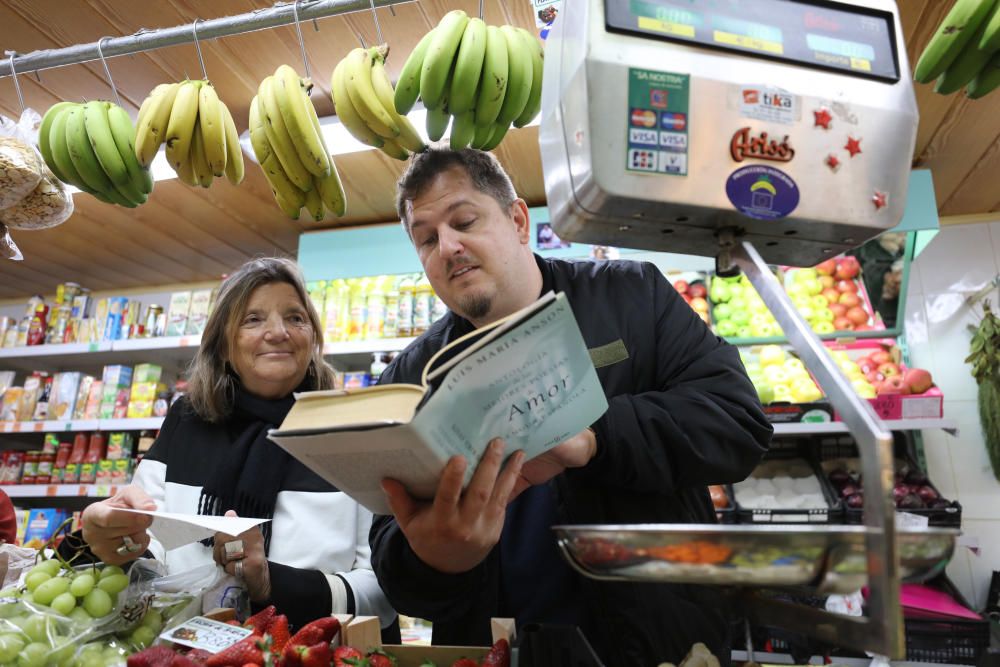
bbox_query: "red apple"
[839,292,862,308]
[815,259,837,276]
[822,288,841,304]
[835,280,859,294]
[903,368,933,394]
[870,350,892,365]
[878,362,901,377]
[877,375,910,395]
[829,303,848,318]
[866,370,886,384]
[819,276,836,289]
[857,357,875,374]
[846,306,869,326]
[854,324,873,331]
[834,316,854,331]
[682,294,692,304]
[835,256,861,280]
[674,280,689,294]
[689,283,707,299]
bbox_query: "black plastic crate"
[712,484,737,524]
[904,616,990,665]
[733,440,845,524]
[817,437,962,528]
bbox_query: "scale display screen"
[606,0,900,82]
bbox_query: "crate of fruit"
[341,615,513,667]
[666,271,712,328]
[740,345,835,423]
[782,256,883,335]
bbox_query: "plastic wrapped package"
[0,136,43,210]
[0,222,22,261]
[0,162,73,230]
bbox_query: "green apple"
[729,297,747,312]
[786,283,807,298]
[713,303,733,320]
[791,294,811,309]
[731,310,750,326]
[759,345,786,366]
[810,295,829,309]
[763,365,789,385]
[784,358,805,372]
[813,307,834,322]
[716,320,738,337]
[796,305,815,321]
[793,268,818,283]
[749,313,770,327]
[710,284,731,303]
[801,278,822,296]
[773,383,792,401]
[791,378,823,403]
[751,322,776,338]
[812,320,836,334]
[737,325,752,338]
[753,381,775,404]
[851,378,877,398]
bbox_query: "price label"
[160,617,253,652]
[77,486,87,497]
[94,485,112,498]
[32,423,44,432]
[46,486,57,497]
[88,343,99,352]
[65,422,74,431]
[1,423,13,433]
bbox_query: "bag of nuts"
[0,135,43,210]
[0,161,74,230]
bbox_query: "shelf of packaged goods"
[0,417,163,435]
[2,483,120,499]
[322,337,417,367]
[772,418,958,436]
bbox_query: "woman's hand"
[211,510,271,603]
[81,485,156,565]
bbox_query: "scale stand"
[716,231,904,658]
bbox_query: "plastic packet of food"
[0,109,45,210]
[0,223,23,261]
[0,161,74,230]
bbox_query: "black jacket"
[371,256,772,664]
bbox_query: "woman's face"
[229,282,314,399]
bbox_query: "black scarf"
[197,382,300,554]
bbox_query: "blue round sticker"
[725,165,800,220]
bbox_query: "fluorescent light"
[239,109,540,163]
[65,149,176,194]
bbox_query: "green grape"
[68,607,91,627]
[77,644,103,658]
[32,560,62,577]
[47,641,76,667]
[129,626,155,650]
[96,575,128,597]
[23,572,51,593]
[32,577,71,606]
[97,566,124,581]
[50,592,77,617]
[21,615,52,643]
[82,589,112,618]
[19,592,34,605]
[16,642,48,667]
[139,609,163,633]
[69,574,95,599]
[0,635,25,663]
[0,587,18,598]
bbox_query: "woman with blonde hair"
[80,257,397,636]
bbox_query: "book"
[269,292,608,515]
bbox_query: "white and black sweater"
[134,398,396,630]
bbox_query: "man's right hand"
[81,485,157,565]
[381,438,525,574]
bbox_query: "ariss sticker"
[725,165,800,220]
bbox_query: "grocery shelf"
[323,337,417,367]
[3,483,119,499]
[0,417,163,434]
[772,418,958,436]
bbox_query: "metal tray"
[553,524,957,594]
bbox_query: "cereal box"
[185,289,212,336]
[106,432,134,460]
[72,376,95,420]
[49,372,81,421]
[1,387,23,422]
[166,291,192,337]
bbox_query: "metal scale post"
[540,0,926,656]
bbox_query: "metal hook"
[291,0,312,79]
[368,0,384,46]
[479,0,484,20]
[192,18,208,80]
[4,51,25,113]
[96,38,122,107]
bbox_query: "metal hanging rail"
[0,0,411,79]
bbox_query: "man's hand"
[211,510,271,603]
[81,485,156,566]
[510,428,598,501]
[381,439,525,574]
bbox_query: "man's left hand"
[510,428,597,501]
[211,510,271,603]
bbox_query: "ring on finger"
[234,560,244,579]
[224,539,245,562]
[115,535,141,556]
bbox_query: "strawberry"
[128,647,180,667]
[289,617,341,646]
[170,657,202,667]
[205,636,265,667]
[448,660,478,667]
[332,646,364,667]
[267,615,291,654]
[243,606,277,636]
[296,643,332,667]
[365,649,397,667]
[184,650,214,665]
[480,638,510,667]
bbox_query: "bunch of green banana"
[330,45,426,161]
[38,101,154,207]
[914,0,1000,99]
[250,65,347,221]
[133,79,245,187]
[393,10,544,151]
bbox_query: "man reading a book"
[370,146,772,665]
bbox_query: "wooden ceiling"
[0,0,996,300]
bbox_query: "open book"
[268,292,608,515]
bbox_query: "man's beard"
[458,292,493,321]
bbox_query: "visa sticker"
[725,165,799,220]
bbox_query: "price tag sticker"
[88,343,99,352]
[65,422,74,431]
[46,486,57,497]
[77,486,87,497]
[32,423,44,432]
[896,511,929,529]
[180,337,193,347]
[160,616,252,653]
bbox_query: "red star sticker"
[845,136,862,157]
[825,154,841,171]
[872,190,888,210]
[814,107,833,130]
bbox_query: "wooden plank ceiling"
[0,0,996,299]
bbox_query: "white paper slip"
[116,509,270,551]
[161,615,253,652]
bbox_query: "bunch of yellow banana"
[38,101,154,207]
[134,80,245,187]
[914,0,1000,99]
[250,65,346,220]
[393,10,544,151]
[331,45,426,161]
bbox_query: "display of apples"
[671,277,711,326]
[852,349,935,396]
[784,258,875,333]
[711,274,783,339]
[742,345,822,405]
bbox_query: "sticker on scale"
[725,165,799,220]
[735,86,799,126]
[627,68,689,176]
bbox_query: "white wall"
[905,221,1000,611]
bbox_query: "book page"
[412,293,608,483]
